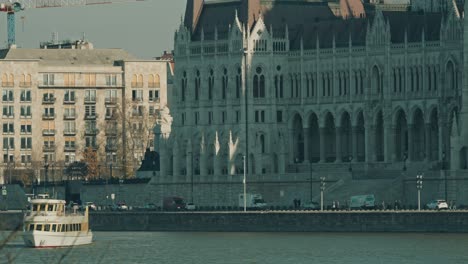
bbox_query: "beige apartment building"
[0,43,172,184]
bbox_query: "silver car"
[426,200,448,210]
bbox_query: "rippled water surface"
[1,231,468,264]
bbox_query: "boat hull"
[22,231,93,248]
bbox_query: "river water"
[1,231,468,264]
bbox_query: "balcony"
[105,145,118,152]
[64,146,76,152]
[42,113,55,120]
[42,129,56,136]
[63,100,75,105]
[148,83,160,88]
[84,97,96,104]
[63,114,76,120]
[19,82,32,88]
[2,114,14,119]
[43,145,55,152]
[105,98,118,105]
[2,82,14,87]
[105,129,118,135]
[84,114,98,120]
[149,98,160,103]
[64,129,76,136]
[85,129,99,135]
[42,97,56,104]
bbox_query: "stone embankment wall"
[2,211,468,232]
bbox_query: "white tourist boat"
[22,194,93,248]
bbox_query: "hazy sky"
[0,1,186,59]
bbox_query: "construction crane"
[0,0,142,47]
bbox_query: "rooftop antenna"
[81,32,86,41]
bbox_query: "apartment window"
[131,74,143,88]
[85,136,97,148]
[64,121,75,133]
[2,122,13,134]
[20,74,32,87]
[43,138,55,148]
[65,153,76,164]
[148,74,160,88]
[2,90,13,102]
[85,90,96,103]
[132,106,144,116]
[105,107,116,119]
[43,74,55,86]
[43,153,55,163]
[20,124,32,134]
[149,90,160,102]
[2,73,14,87]
[3,154,13,163]
[64,107,76,119]
[42,107,53,118]
[64,90,75,103]
[21,154,32,164]
[85,121,97,133]
[20,137,32,150]
[2,106,14,118]
[132,90,143,101]
[65,139,76,149]
[149,106,155,116]
[105,90,117,103]
[105,74,117,86]
[276,110,283,123]
[20,106,32,118]
[85,105,96,118]
[3,137,14,150]
[20,90,31,102]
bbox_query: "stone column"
[320,127,326,163]
[408,124,414,162]
[172,146,180,178]
[335,126,342,162]
[352,126,358,162]
[425,123,431,162]
[303,127,310,162]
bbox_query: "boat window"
[51,224,56,232]
[44,224,50,231]
[33,204,39,211]
[78,224,81,231]
[36,224,42,231]
[39,204,45,211]
[47,204,53,211]
[29,224,34,231]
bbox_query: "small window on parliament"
[277,111,283,123]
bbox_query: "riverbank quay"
[3,210,468,232]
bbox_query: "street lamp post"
[320,176,326,211]
[416,173,423,211]
[348,155,353,172]
[243,155,247,212]
[442,151,447,201]
[309,162,313,203]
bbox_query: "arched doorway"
[308,113,320,163]
[375,111,384,161]
[324,112,336,162]
[341,112,352,161]
[292,114,304,162]
[412,109,425,161]
[395,110,408,161]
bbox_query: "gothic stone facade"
[157,0,467,204]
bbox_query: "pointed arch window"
[236,67,241,99]
[253,66,265,98]
[181,71,187,102]
[208,69,214,100]
[222,68,228,100]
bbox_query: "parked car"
[143,203,158,211]
[426,200,448,210]
[185,203,196,211]
[117,202,129,211]
[303,202,320,210]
